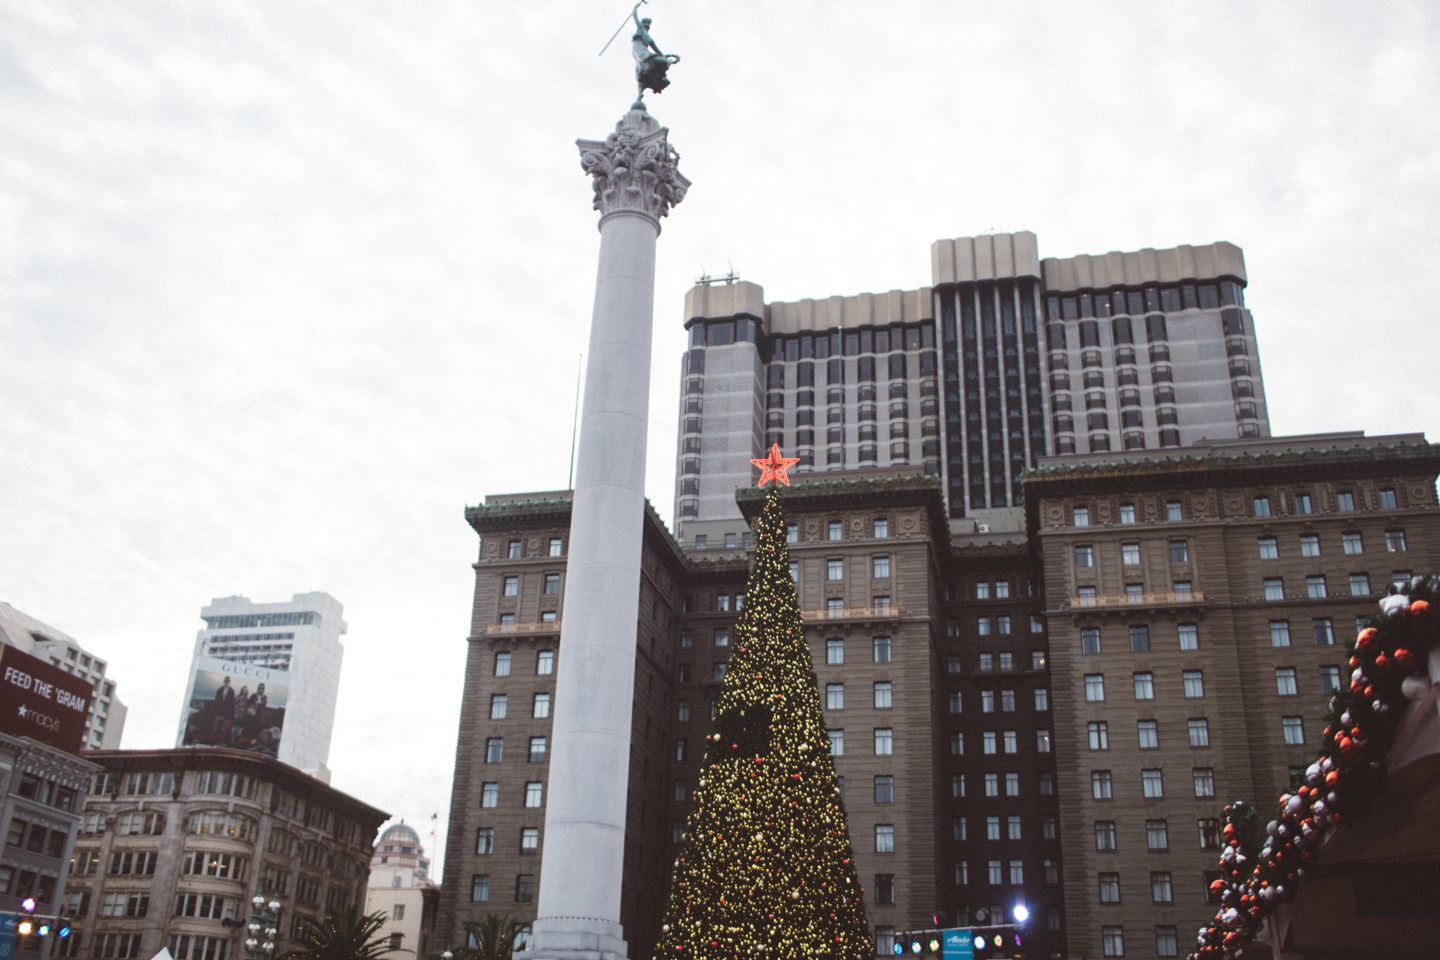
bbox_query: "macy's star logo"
[17,705,27,717]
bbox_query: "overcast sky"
[3,1,1438,880]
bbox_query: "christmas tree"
[653,446,872,960]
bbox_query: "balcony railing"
[481,620,562,637]
[1071,590,1205,609]
[803,605,903,623]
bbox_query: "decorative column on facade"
[521,103,687,960]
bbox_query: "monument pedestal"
[514,102,687,960]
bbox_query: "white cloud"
[2,0,1438,877]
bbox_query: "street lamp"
[440,950,453,960]
[243,894,283,960]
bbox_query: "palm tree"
[459,915,518,960]
[280,905,393,960]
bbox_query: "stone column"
[522,103,688,960]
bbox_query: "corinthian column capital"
[578,105,690,227]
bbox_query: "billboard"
[0,644,92,755]
[180,656,289,758]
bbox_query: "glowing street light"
[1012,903,1030,923]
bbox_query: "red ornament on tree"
[751,443,801,487]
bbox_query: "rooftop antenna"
[567,353,583,489]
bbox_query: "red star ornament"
[751,443,800,487]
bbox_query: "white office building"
[175,591,346,781]
[0,601,127,750]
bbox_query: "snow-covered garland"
[1191,576,1439,959]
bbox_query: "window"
[1178,623,1198,650]
[1299,534,1321,558]
[948,691,963,713]
[1166,500,1183,521]
[1307,575,1328,599]
[987,860,1003,885]
[1168,540,1189,563]
[1155,926,1179,958]
[1034,688,1049,711]
[789,561,798,582]
[537,650,555,675]
[1253,496,1272,517]
[714,628,730,647]
[827,558,844,580]
[520,828,540,853]
[953,816,968,841]
[494,652,511,677]
[828,730,844,756]
[1379,487,1398,510]
[981,690,995,713]
[1198,818,1220,849]
[1151,872,1174,903]
[1085,674,1106,702]
[826,683,845,710]
[1125,583,1144,604]
[1081,627,1101,655]
[1349,573,1372,596]
[1319,665,1342,694]
[1281,716,1305,745]
[475,828,495,854]
[1005,773,1020,797]
[1073,505,1090,526]
[1142,768,1164,798]
[1000,689,1015,712]
[873,518,888,538]
[875,874,896,905]
[1128,625,1150,653]
[1095,820,1117,851]
[1137,720,1158,749]
[490,695,507,720]
[1121,542,1140,565]
[874,776,894,804]
[1270,620,1291,647]
[515,875,535,903]
[975,581,991,600]
[873,637,892,663]
[1193,767,1215,797]
[1003,730,1018,753]
[978,616,992,636]
[543,573,560,595]
[524,781,544,808]
[1257,537,1278,560]
[1078,585,1097,606]
[1264,577,1284,600]
[1338,491,1355,512]
[1099,873,1121,903]
[480,782,499,808]
[872,556,890,579]
[983,731,998,754]
[1008,860,1024,884]
[547,537,562,557]
[1119,503,1136,524]
[1295,492,1313,514]
[485,738,503,763]
[873,682,892,709]
[952,774,967,798]
[1275,667,1298,696]
[1387,529,1408,552]
[1146,820,1169,850]
[1343,531,1364,555]
[528,737,547,762]
[1075,544,1095,568]
[1313,618,1335,645]
[1040,772,1054,796]
[875,824,895,853]
[1183,670,1205,698]
[1088,721,1109,751]
[502,576,519,597]
[826,639,844,664]
[986,816,1001,840]
[1092,770,1113,799]
[995,580,1010,598]
[1036,729,1052,753]
[1188,718,1210,747]
[470,875,490,902]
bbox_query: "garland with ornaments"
[1191,576,1439,958]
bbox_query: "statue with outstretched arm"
[631,6,679,97]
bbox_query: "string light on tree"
[651,447,872,960]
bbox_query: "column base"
[515,917,630,960]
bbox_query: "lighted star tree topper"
[652,446,872,960]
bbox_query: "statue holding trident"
[600,1,680,99]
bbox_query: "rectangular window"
[874,776,894,804]
[1074,505,1090,527]
[1001,689,1015,712]
[1085,674,1106,702]
[1128,625,1150,653]
[1177,623,1198,650]
[1099,872,1121,903]
[475,828,495,854]
[982,731,997,755]
[873,518,888,538]
[1307,575,1328,598]
[873,682,892,709]
[1319,665,1342,694]
[532,692,551,718]
[494,652,511,677]
[873,727,894,755]
[827,558,844,580]
[1338,491,1355,512]
[1091,770,1113,799]
[828,730,844,756]
[1036,729,1052,753]
[528,737,547,762]
[520,827,540,853]
[502,575,519,597]
[1166,500,1183,521]
[490,695,507,720]
[1137,720,1158,749]
[1168,540,1189,563]
[1199,818,1220,849]
[485,738,503,763]
[1088,721,1109,751]
[875,874,895,905]
[1343,531,1364,555]
[537,650,555,674]
[1300,534,1320,557]
[1282,716,1305,745]
[1081,627,1101,655]
[1380,488,1398,509]
[1295,493,1313,514]
[1387,529,1408,552]
[1133,672,1154,700]
[874,824,894,853]
[1151,872,1174,903]
[949,691,963,713]
[1188,718,1210,747]
[548,537,562,557]
[507,540,521,559]
[525,782,543,807]
[1142,768,1164,798]
[481,782,499,808]
[1005,773,1020,797]
[1075,544,1095,568]
[1257,536,1278,560]
[978,616,992,636]
[986,816,1001,841]
[826,683,844,710]
[515,875,535,903]
[1003,730,1018,753]
[470,875,490,902]
[1155,927,1179,958]
[1349,573,1372,596]
[1275,667,1298,696]
[1264,577,1285,600]
[872,556,890,579]
[981,690,995,713]
[828,520,843,541]
[1095,820,1117,851]
[1270,620,1291,647]
[1008,860,1024,884]
[1146,820,1169,851]
[826,639,844,664]
[543,573,560,595]
[1253,496,1272,517]
[1034,688,1049,711]
[1122,542,1140,565]
[1183,670,1205,698]
[1314,617,1335,645]
[1193,767,1215,798]
[950,733,964,755]
[952,774,966,798]
[873,637,892,663]
[1120,503,1136,524]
